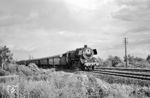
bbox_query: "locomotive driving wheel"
[92,66,94,70]
[80,66,85,71]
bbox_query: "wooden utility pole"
[124,37,128,67]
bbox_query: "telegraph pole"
[124,37,128,67]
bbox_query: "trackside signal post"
[124,37,128,67]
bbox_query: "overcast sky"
[0,0,150,60]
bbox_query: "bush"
[28,63,40,73]
[0,69,10,76]
[0,86,10,98]
[146,55,150,64]
[3,63,18,74]
[130,88,150,98]
[128,55,150,68]
[18,65,35,76]
[96,57,104,66]
[103,56,122,67]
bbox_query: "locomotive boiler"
[17,45,98,70]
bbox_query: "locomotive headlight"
[86,49,91,54]
[84,60,87,63]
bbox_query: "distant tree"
[127,54,134,64]
[111,56,122,67]
[104,56,122,67]
[135,57,144,61]
[0,46,13,69]
[96,57,103,66]
[126,54,150,68]
[147,55,150,64]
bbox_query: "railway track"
[93,67,150,81]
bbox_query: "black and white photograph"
[0,0,150,98]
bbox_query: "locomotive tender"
[17,45,98,70]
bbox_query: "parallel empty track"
[93,67,150,80]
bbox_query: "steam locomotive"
[17,45,99,70]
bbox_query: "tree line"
[0,46,13,69]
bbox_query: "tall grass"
[18,71,150,98]
[18,71,109,98]
[0,69,150,98]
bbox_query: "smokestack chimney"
[84,45,87,48]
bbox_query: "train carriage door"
[47,58,49,67]
[53,57,55,67]
[66,53,69,64]
[60,54,67,66]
